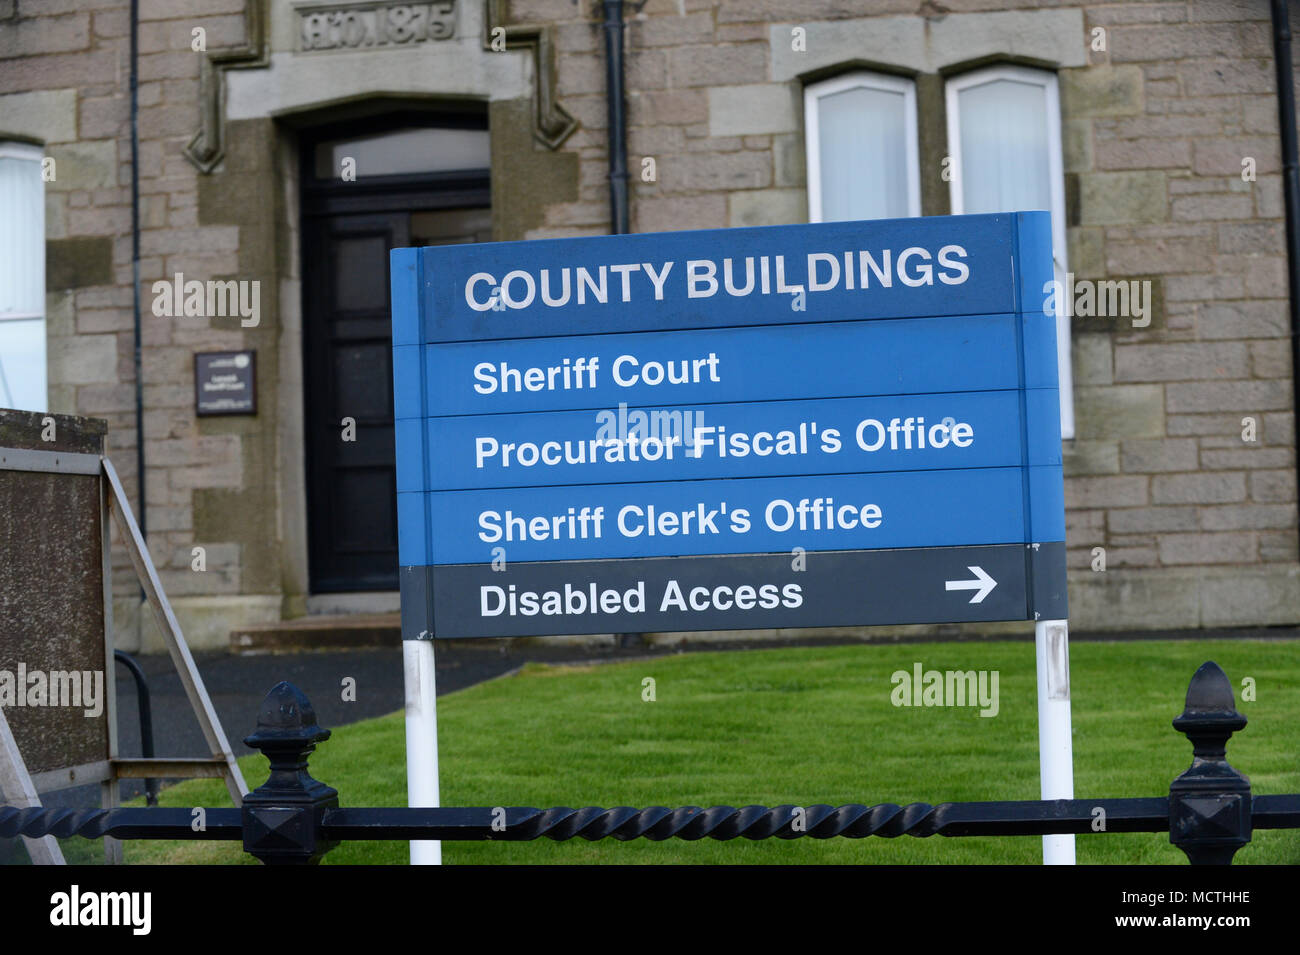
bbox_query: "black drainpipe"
[601,0,630,234]
[603,0,638,648]
[1269,0,1300,559]
[129,0,146,542]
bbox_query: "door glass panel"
[332,235,390,311]
[333,469,397,552]
[410,207,493,246]
[314,127,490,180]
[332,343,391,419]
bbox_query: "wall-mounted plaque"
[195,351,257,416]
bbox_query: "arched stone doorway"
[297,107,491,593]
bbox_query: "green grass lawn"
[117,639,1299,865]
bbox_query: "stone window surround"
[797,59,1076,442]
[775,9,1085,438]
[769,7,1085,221]
[772,7,1084,220]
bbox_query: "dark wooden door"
[301,186,492,592]
[302,205,493,591]
[302,211,407,592]
[300,111,491,593]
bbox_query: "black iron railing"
[113,650,159,807]
[3,660,1297,864]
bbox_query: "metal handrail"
[112,650,158,807]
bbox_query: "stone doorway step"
[230,613,401,653]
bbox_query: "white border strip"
[0,447,102,475]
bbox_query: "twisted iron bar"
[500,803,946,841]
[8,796,1298,845]
[3,800,1163,843]
[0,807,241,841]
[319,797,1175,841]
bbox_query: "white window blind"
[0,141,47,412]
[805,72,920,223]
[946,66,1074,438]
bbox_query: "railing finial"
[240,682,338,865]
[1169,661,1251,865]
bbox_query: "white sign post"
[404,637,441,865]
[1035,618,1075,864]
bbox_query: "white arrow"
[945,566,997,604]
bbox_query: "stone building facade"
[0,0,1296,650]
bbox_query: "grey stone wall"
[1,0,1296,643]
[533,0,1300,632]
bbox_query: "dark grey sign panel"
[195,350,256,416]
[0,410,111,786]
[418,543,1066,638]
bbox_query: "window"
[312,126,490,180]
[801,63,1073,437]
[946,66,1074,438]
[0,141,46,412]
[804,72,920,223]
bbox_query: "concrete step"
[230,612,401,653]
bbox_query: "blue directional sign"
[391,212,1066,638]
